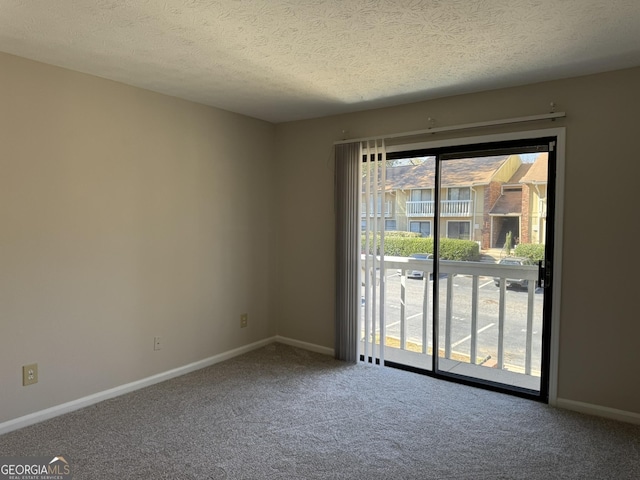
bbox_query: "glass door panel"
[435,148,552,396]
[359,138,555,400]
[360,154,435,369]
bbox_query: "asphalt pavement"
[361,270,544,374]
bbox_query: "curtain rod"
[334,111,566,145]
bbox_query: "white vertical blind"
[361,140,387,365]
[335,139,388,364]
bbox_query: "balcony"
[362,200,392,217]
[406,200,472,217]
[360,254,542,391]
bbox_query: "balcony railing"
[406,200,434,216]
[406,200,472,217]
[360,255,541,389]
[362,201,392,217]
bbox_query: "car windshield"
[500,259,523,265]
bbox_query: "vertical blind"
[335,140,387,364]
[334,143,360,362]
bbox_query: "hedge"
[384,231,421,238]
[513,243,546,263]
[361,234,480,261]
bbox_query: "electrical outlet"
[23,363,38,386]
[154,336,162,351]
[240,313,248,328]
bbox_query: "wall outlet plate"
[23,363,38,386]
[240,314,248,328]
[154,336,162,351]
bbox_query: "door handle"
[537,260,552,288]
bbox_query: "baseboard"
[274,335,335,356]
[0,337,277,436]
[556,398,640,425]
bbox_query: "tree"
[505,231,513,255]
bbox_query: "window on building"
[410,221,431,237]
[447,221,471,240]
[447,187,471,201]
[410,189,432,201]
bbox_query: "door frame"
[385,127,565,405]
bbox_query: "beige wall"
[2,49,639,425]
[494,155,523,183]
[526,184,547,244]
[274,67,640,414]
[0,52,276,423]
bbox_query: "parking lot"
[362,269,544,374]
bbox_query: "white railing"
[362,201,393,217]
[406,201,435,216]
[361,254,540,376]
[406,200,472,217]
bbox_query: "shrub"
[384,231,421,238]
[362,234,433,257]
[514,243,545,263]
[361,234,480,261]
[505,231,513,254]
[440,238,481,261]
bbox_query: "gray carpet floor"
[1,343,639,479]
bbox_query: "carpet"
[1,343,638,479]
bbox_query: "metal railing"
[361,255,540,375]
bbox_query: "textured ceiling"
[1,0,640,123]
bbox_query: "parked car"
[407,253,433,279]
[493,257,533,289]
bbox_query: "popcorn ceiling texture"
[1,0,639,122]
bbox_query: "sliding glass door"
[359,135,557,401]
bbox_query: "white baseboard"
[274,335,334,356]
[556,398,640,425]
[0,337,277,436]
[7,338,637,435]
